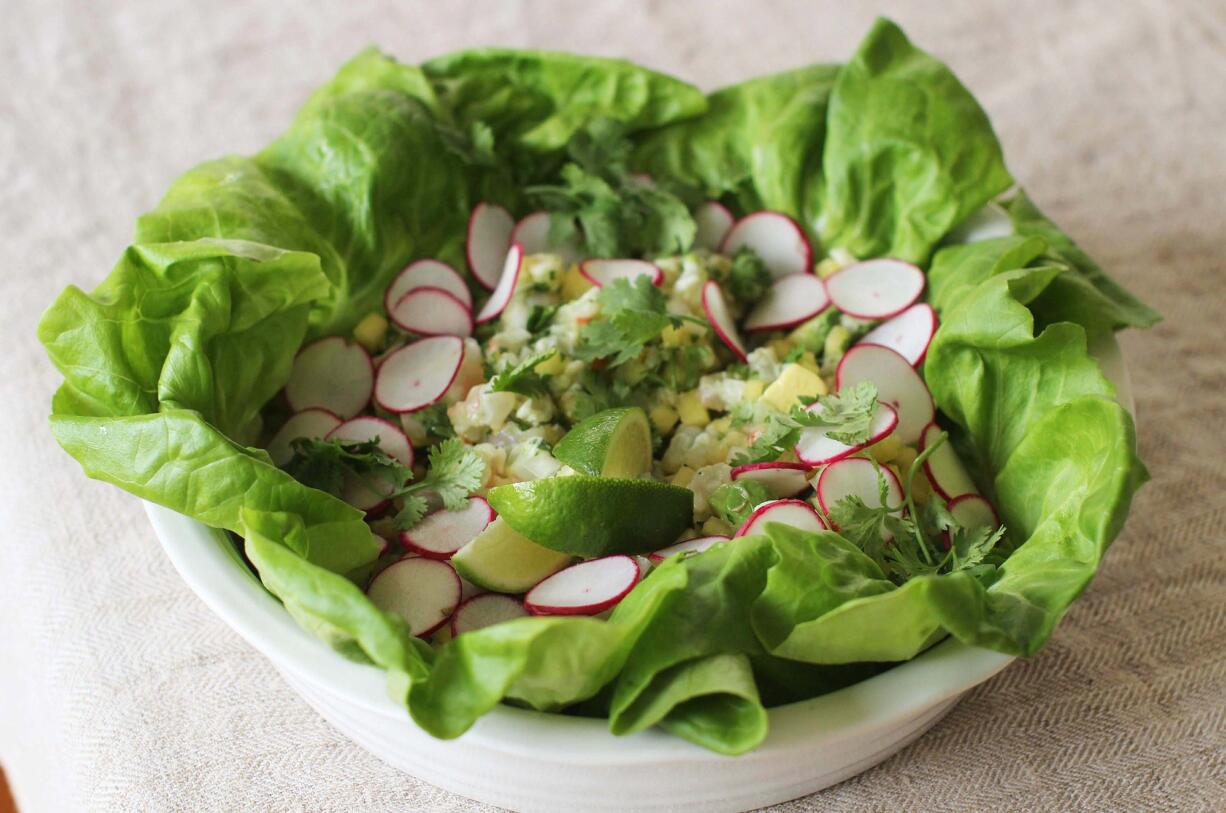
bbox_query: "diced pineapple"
[651,404,680,434]
[823,326,852,364]
[661,324,688,347]
[670,465,696,488]
[353,312,388,352]
[797,351,821,375]
[709,416,732,434]
[868,433,904,464]
[815,258,842,279]
[534,353,564,376]
[560,264,593,301]
[702,516,735,537]
[762,363,828,411]
[677,390,710,427]
[767,338,793,359]
[743,379,765,401]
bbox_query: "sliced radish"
[400,496,495,560]
[579,259,663,288]
[267,408,342,466]
[389,286,473,338]
[284,337,374,419]
[511,211,581,263]
[948,494,1000,531]
[919,422,979,501]
[475,243,524,325]
[466,202,515,290]
[633,555,653,579]
[524,556,640,616]
[719,211,812,279]
[731,462,811,498]
[856,303,937,367]
[450,593,528,637]
[385,259,472,314]
[836,344,934,445]
[326,416,414,467]
[794,402,898,467]
[735,499,827,538]
[744,273,831,332]
[815,457,904,518]
[374,335,465,413]
[694,201,734,251]
[701,280,747,362]
[648,535,729,563]
[825,259,925,320]
[366,557,461,637]
[372,534,390,558]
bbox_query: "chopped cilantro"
[489,350,557,397]
[732,382,880,464]
[727,247,773,303]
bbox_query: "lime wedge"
[486,476,693,557]
[451,518,572,594]
[554,407,652,478]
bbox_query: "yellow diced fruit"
[353,312,388,352]
[797,351,820,374]
[677,391,710,427]
[670,466,696,488]
[743,380,765,401]
[661,324,688,347]
[824,326,852,363]
[767,338,793,359]
[651,404,680,434]
[560,264,593,301]
[868,433,903,465]
[893,446,918,475]
[703,517,735,537]
[709,417,732,434]
[534,353,564,376]
[762,363,828,412]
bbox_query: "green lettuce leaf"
[815,18,1013,263]
[631,63,840,218]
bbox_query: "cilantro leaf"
[392,439,487,529]
[727,247,773,303]
[527,119,697,258]
[283,437,411,499]
[490,350,557,397]
[526,304,558,335]
[709,480,773,528]
[731,414,800,465]
[791,381,879,445]
[575,277,673,366]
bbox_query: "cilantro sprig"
[489,350,557,397]
[733,382,880,465]
[284,436,486,530]
[820,433,1007,584]
[574,276,705,367]
[527,118,697,258]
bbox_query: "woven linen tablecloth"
[2,1,1223,810]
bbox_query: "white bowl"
[145,337,1131,813]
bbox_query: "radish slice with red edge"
[475,243,524,325]
[579,259,663,288]
[719,211,812,279]
[836,344,934,445]
[267,408,341,466]
[385,259,471,314]
[825,259,925,320]
[524,556,640,616]
[948,494,1000,531]
[450,593,528,637]
[326,416,414,467]
[400,496,495,560]
[794,402,898,467]
[374,335,465,413]
[366,557,461,637]
[284,336,373,419]
[856,303,937,367]
[511,211,581,263]
[466,203,515,290]
[694,201,734,251]
[731,462,811,498]
[919,422,979,501]
[701,280,748,362]
[389,286,473,337]
[735,499,827,538]
[815,457,904,518]
[744,273,831,332]
[648,535,729,563]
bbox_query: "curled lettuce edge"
[37,18,1152,755]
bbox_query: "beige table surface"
[2,0,1224,810]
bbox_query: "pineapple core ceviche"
[40,19,1153,754]
[271,119,1004,640]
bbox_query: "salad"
[38,18,1156,755]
